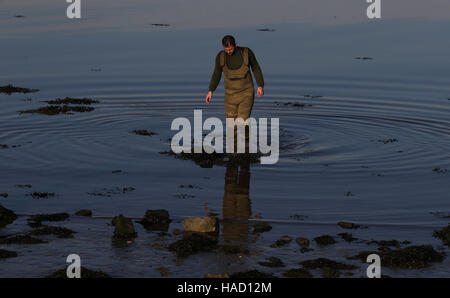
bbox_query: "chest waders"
[220,47,255,152]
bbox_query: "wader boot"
[220,47,255,153]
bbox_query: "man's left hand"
[257,86,264,98]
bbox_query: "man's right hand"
[205,91,213,104]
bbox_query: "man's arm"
[248,48,264,88]
[208,53,222,92]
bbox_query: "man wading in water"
[205,35,264,153]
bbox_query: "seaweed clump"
[168,233,218,258]
[43,97,99,105]
[0,204,17,229]
[28,213,69,227]
[0,249,18,259]
[45,267,111,278]
[19,105,94,115]
[314,235,336,246]
[0,84,39,95]
[0,235,47,245]
[433,224,450,247]
[348,245,445,269]
[29,226,76,238]
[137,209,171,231]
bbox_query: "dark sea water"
[1,2,450,277]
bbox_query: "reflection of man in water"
[205,35,264,152]
[222,160,252,242]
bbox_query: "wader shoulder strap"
[242,47,249,66]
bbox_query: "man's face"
[223,44,235,55]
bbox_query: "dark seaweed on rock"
[132,130,157,136]
[314,235,336,246]
[43,97,99,105]
[168,233,218,258]
[19,105,94,115]
[283,268,312,278]
[0,84,39,95]
[0,204,17,229]
[258,256,285,268]
[0,249,18,259]
[348,245,444,269]
[29,226,76,238]
[0,234,47,245]
[28,213,69,223]
[229,270,275,278]
[300,258,358,271]
[433,224,450,247]
[45,267,111,278]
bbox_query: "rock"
[337,221,360,229]
[75,209,92,217]
[433,224,450,247]
[252,222,272,233]
[338,233,358,242]
[295,237,310,247]
[172,228,183,235]
[45,267,110,278]
[138,209,171,231]
[270,236,292,248]
[349,245,445,269]
[0,249,18,259]
[183,216,219,233]
[28,213,69,225]
[205,273,229,278]
[0,204,17,229]
[314,235,336,246]
[168,232,218,258]
[322,267,340,278]
[111,214,137,239]
[0,193,8,198]
[157,267,172,277]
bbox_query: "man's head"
[222,35,236,55]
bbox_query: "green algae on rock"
[45,267,111,278]
[168,232,218,258]
[0,204,17,229]
[314,235,336,246]
[348,245,445,269]
[433,224,450,247]
[0,84,39,95]
[111,214,137,240]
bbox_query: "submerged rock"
[229,270,275,278]
[295,237,310,247]
[314,235,336,246]
[252,222,272,234]
[0,193,8,198]
[111,215,137,240]
[348,245,444,269]
[258,256,285,267]
[338,233,358,243]
[168,232,218,258]
[300,258,358,272]
[432,224,450,247]
[270,235,292,248]
[0,204,17,229]
[337,221,360,229]
[28,213,69,227]
[0,249,18,259]
[183,216,219,233]
[75,209,92,217]
[283,268,312,278]
[45,267,111,278]
[367,239,410,248]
